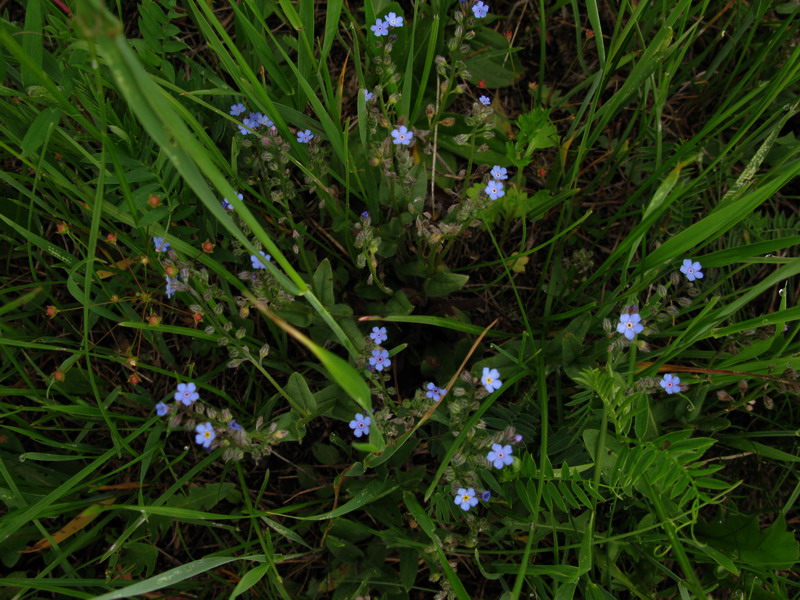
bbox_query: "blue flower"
[228,419,243,431]
[391,125,414,146]
[256,113,273,127]
[680,259,703,282]
[250,251,271,269]
[297,129,313,143]
[481,367,502,393]
[472,1,489,18]
[487,443,513,469]
[617,312,644,341]
[361,211,370,219]
[222,192,242,211]
[369,326,387,344]
[363,89,374,101]
[385,12,403,27]
[369,348,391,371]
[229,103,246,116]
[237,124,251,135]
[370,18,389,36]
[153,237,170,252]
[490,165,508,180]
[195,422,215,449]
[425,382,447,402]
[155,402,169,416]
[174,382,199,406]
[485,180,505,200]
[660,373,681,394]
[479,95,491,105]
[349,413,371,437]
[454,487,479,511]
[165,275,178,299]
[481,491,492,501]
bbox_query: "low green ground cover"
[1,0,799,598]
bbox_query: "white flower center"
[626,322,633,328]
[688,269,694,274]
[184,392,190,398]
[358,423,364,428]
[497,452,504,458]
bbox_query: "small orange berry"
[201,241,214,253]
[537,168,548,178]
[53,370,65,382]
[147,315,161,326]
[54,152,63,160]
[147,195,161,208]
[477,80,486,89]
[587,29,595,38]
[164,265,177,277]
[193,312,203,323]
[106,233,117,243]
[46,305,58,318]
[129,373,141,385]
[56,222,69,234]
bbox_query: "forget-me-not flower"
[228,419,243,431]
[391,125,413,145]
[385,12,403,27]
[153,237,170,252]
[174,382,200,406]
[370,18,389,36]
[155,402,169,417]
[222,192,243,211]
[660,373,681,394]
[369,326,388,344]
[297,129,313,143]
[680,259,703,282]
[165,275,178,299]
[485,180,505,200]
[369,348,391,371]
[487,443,513,469]
[250,251,271,270]
[229,103,246,116]
[481,491,492,501]
[481,367,502,393]
[454,487,479,511]
[617,312,644,341]
[363,89,374,101]
[425,382,447,402]
[491,165,508,180]
[472,1,489,18]
[195,422,215,449]
[349,413,371,437]
[479,95,491,105]
[256,113,273,127]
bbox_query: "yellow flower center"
[462,494,471,502]
[204,432,211,438]
[486,377,493,383]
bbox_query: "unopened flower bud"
[147,195,161,208]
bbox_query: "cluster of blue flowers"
[250,250,271,270]
[155,382,199,417]
[616,259,705,395]
[368,325,391,372]
[370,11,404,37]
[230,103,274,136]
[485,164,508,199]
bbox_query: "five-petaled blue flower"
[228,419,243,431]
[349,413,371,437]
[660,373,681,394]
[487,443,513,469]
[485,180,505,200]
[680,259,703,282]
[250,251,271,270]
[155,402,169,417]
[472,1,489,18]
[369,326,388,344]
[391,125,413,146]
[297,129,313,143]
[617,312,644,341]
[363,89,374,101]
[222,192,243,211]
[370,18,389,36]
[174,382,199,406]
[425,382,447,402]
[479,95,491,105]
[257,113,273,127]
[481,367,502,393]
[153,236,170,252]
[385,12,403,27]
[491,165,508,180]
[230,103,246,116]
[165,275,178,299]
[369,348,391,371]
[454,487,479,511]
[195,422,215,449]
